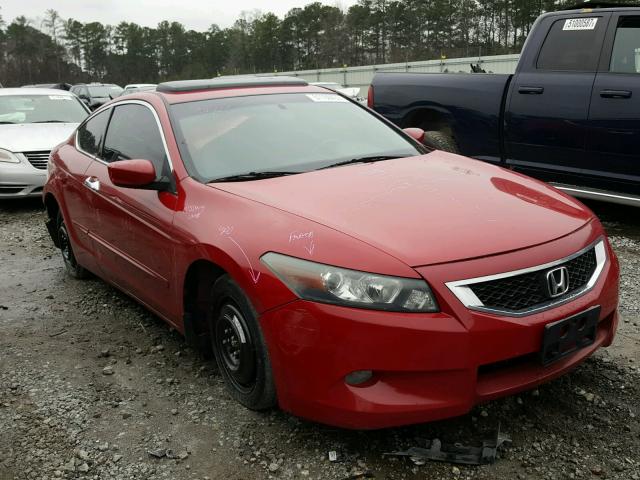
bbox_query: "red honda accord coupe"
[43,77,619,429]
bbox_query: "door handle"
[600,89,632,99]
[84,176,100,191]
[518,86,544,95]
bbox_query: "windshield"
[170,93,423,182]
[0,94,89,124]
[88,85,123,97]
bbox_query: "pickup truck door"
[586,13,640,197]
[505,13,610,180]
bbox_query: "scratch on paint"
[185,205,205,219]
[219,225,260,284]
[289,231,315,256]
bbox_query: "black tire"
[209,275,276,410]
[423,130,459,153]
[57,211,88,279]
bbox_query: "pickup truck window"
[537,17,604,71]
[610,17,640,73]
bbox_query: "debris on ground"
[147,448,190,460]
[384,428,512,466]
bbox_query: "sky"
[0,0,357,31]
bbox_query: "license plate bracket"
[540,306,600,366]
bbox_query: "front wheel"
[57,212,88,279]
[209,275,276,410]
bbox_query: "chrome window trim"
[75,99,174,174]
[445,238,607,317]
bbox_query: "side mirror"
[403,127,425,143]
[108,159,160,189]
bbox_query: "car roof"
[153,76,334,104]
[156,76,308,93]
[0,88,76,97]
[74,83,120,87]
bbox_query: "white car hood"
[0,123,78,153]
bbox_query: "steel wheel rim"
[216,303,256,391]
[59,225,75,267]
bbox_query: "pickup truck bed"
[374,73,511,164]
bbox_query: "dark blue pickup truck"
[370,3,640,206]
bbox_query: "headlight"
[262,252,439,312]
[0,148,20,164]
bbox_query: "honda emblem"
[547,267,570,298]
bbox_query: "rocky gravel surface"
[1,199,639,480]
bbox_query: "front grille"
[469,247,597,313]
[24,151,50,170]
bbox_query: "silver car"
[0,88,89,198]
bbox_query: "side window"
[77,109,110,157]
[537,17,604,71]
[102,104,168,177]
[610,16,640,73]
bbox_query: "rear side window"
[102,104,167,175]
[77,110,110,157]
[610,16,640,73]
[537,17,604,71]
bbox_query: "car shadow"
[0,197,44,213]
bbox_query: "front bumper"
[0,159,46,198]
[259,230,619,429]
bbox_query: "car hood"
[211,152,593,267]
[0,123,78,152]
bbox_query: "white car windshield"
[87,85,123,97]
[0,95,89,124]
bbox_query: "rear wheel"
[209,275,276,410]
[423,130,458,153]
[57,212,88,279]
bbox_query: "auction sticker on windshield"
[306,94,348,103]
[563,18,598,31]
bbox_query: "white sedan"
[0,88,89,198]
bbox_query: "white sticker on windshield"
[49,95,72,100]
[306,94,348,103]
[563,18,598,31]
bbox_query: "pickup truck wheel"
[209,275,277,411]
[57,212,88,279]
[423,130,458,154]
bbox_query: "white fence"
[259,54,520,95]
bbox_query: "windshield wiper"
[210,171,299,182]
[0,121,16,124]
[318,155,408,170]
[32,120,68,123]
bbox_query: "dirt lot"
[1,199,639,480]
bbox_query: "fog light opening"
[345,370,374,386]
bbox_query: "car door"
[505,12,610,180]
[82,101,177,314]
[60,108,111,272]
[586,13,640,197]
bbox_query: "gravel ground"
[1,198,639,480]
